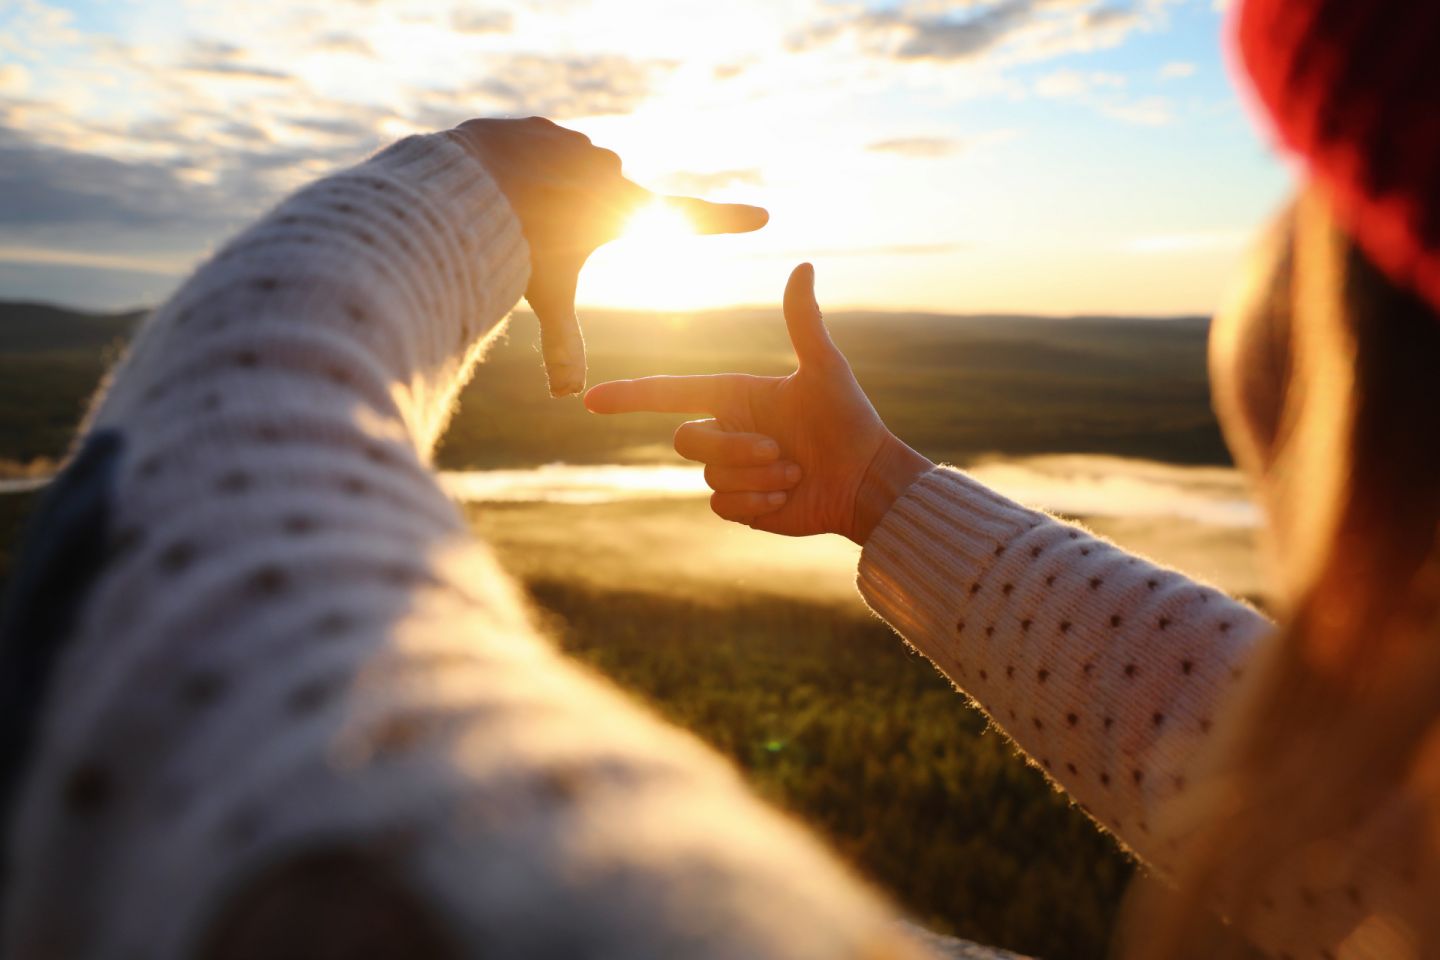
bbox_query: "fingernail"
[547,366,585,398]
[756,440,779,460]
[767,491,787,507]
[784,464,802,484]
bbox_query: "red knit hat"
[1234,0,1440,313]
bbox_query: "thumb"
[783,262,840,367]
[526,260,587,398]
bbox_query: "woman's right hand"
[584,264,934,544]
[450,117,767,397]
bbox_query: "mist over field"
[439,455,1263,607]
[0,301,1263,958]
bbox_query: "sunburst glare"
[583,199,726,311]
[622,200,698,241]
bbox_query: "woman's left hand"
[450,117,768,396]
[585,264,934,544]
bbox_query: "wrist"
[850,435,934,546]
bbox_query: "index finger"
[584,375,739,415]
[664,196,769,236]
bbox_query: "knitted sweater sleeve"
[0,134,924,959]
[857,470,1439,958]
[856,466,1271,876]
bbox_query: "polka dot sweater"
[0,134,928,960]
[857,470,1414,959]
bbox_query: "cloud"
[893,2,1035,61]
[0,122,216,229]
[1032,69,1170,125]
[0,63,29,94]
[1033,69,1125,98]
[658,168,764,194]
[0,106,394,308]
[310,32,377,58]
[0,245,188,275]
[790,0,1157,66]
[180,61,293,81]
[449,8,514,34]
[712,61,749,81]
[866,136,965,158]
[1100,95,1173,126]
[1082,5,1141,32]
[179,38,294,82]
[283,114,382,140]
[427,54,674,122]
[1159,60,1197,79]
[0,105,375,251]
[0,15,673,285]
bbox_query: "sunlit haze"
[0,0,1291,315]
[589,199,708,310]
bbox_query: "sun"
[621,200,698,242]
[581,199,721,312]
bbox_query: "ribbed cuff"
[857,466,1041,640]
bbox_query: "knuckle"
[702,464,722,489]
[593,148,622,172]
[673,422,702,459]
[721,378,752,406]
[724,433,754,460]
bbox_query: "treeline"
[0,301,1230,472]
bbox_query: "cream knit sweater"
[0,132,1376,959]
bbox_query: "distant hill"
[0,301,145,354]
[0,299,1228,469]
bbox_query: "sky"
[0,0,1295,315]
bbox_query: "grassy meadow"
[0,301,1262,958]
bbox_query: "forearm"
[0,132,530,827]
[857,466,1271,875]
[88,132,530,456]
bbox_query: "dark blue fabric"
[0,430,125,863]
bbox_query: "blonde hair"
[1126,189,1440,959]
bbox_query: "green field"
[0,301,1245,958]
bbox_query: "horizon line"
[0,297,1216,324]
